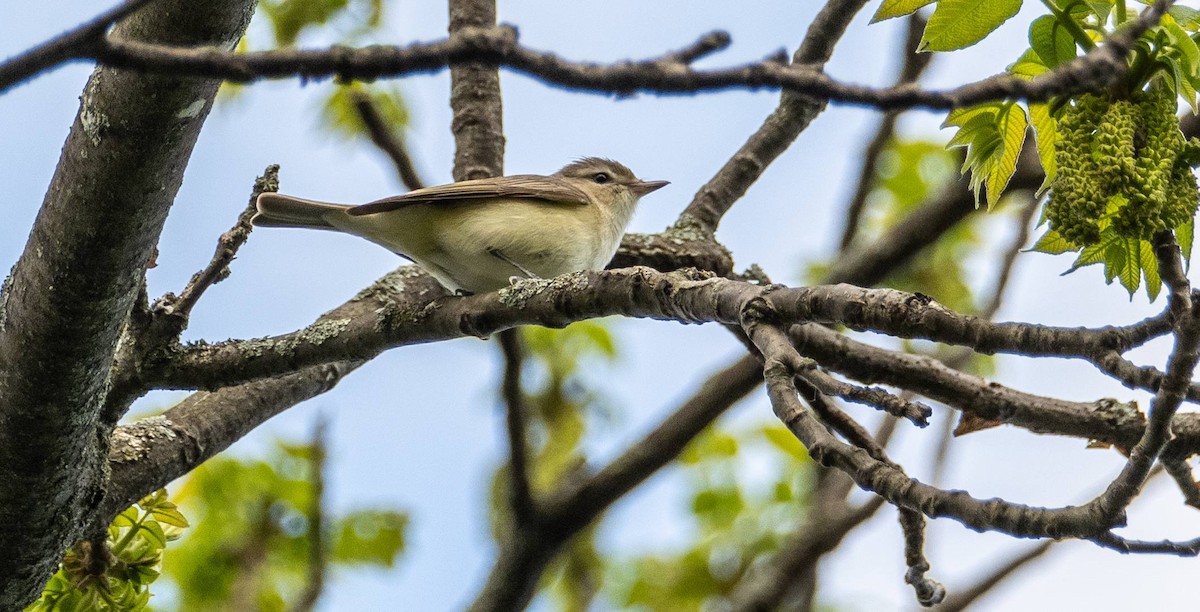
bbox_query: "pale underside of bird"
[252,158,668,294]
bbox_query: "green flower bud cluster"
[1047,88,1200,246]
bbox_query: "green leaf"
[920,0,1022,52]
[1030,228,1076,254]
[1164,16,1200,75]
[943,102,998,128]
[113,506,140,529]
[140,520,168,548]
[261,0,351,47]
[1009,54,1050,79]
[946,111,997,148]
[574,321,618,359]
[150,506,190,529]
[1162,19,1200,113]
[1110,237,1141,295]
[1169,5,1200,30]
[1141,239,1162,301]
[960,129,1000,174]
[681,430,740,463]
[760,425,809,461]
[1029,15,1077,68]
[691,487,744,528]
[1177,217,1195,269]
[872,0,937,22]
[986,103,1028,208]
[943,101,1025,206]
[1068,239,1112,271]
[1028,103,1057,190]
[1166,55,1199,113]
[331,510,408,567]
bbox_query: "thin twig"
[1084,288,1200,528]
[547,355,763,529]
[727,497,886,611]
[901,507,946,607]
[0,0,160,91]
[1090,531,1200,555]
[167,165,279,320]
[1155,230,1191,321]
[794,349,945,607]
[795,357,932,426]
[350,92,426,191]
[981,194,1040,320]
[651,30,732,65]
[469,355,762,612]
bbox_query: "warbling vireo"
[252,157,668,294]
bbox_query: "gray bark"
[0,0,255,605]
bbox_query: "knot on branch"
[448,25,519,62]
[904,562,946,607]
[739,297,774,335]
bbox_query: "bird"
[252,157,668,294]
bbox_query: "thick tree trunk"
[0,0,255,605]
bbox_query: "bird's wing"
[346,175,591,216]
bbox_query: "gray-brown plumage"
[253,158,667,293]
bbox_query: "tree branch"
[104,361,358,524]
[2,1,1169,111]
[0,0,160,91]
[753,310,1200,552]
[676,0,870,234]
[448,0,503,181]
[118,268,1180,395]
[468,353,762,611]
[727,497,885,611]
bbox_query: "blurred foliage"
[260,0,383,47]
[490,322,828,610]
[28,491,186,612]
[812,138,984,314]
[606,425,815,610]
[228,0,411,153]
[33,433,408,611]
[321,81,411,142]
[809,137,999,377]
[161,437,407,611]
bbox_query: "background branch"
[351,92,426,190]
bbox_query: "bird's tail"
[252,193,353,230]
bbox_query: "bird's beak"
[631,180,669,197]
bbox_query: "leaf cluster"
[877,0,1200,298]
[27,491,187,612]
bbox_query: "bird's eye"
[592,172,611,184]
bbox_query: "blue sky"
[4,1,1200,610]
